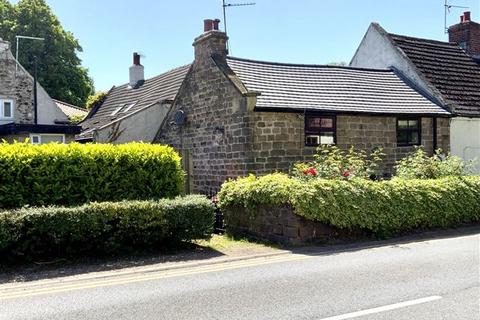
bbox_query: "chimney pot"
[204,19,214,32]
[213,19,220,30]
[461,15,465,23]
[464,11,471,22]
[133,52,141,66]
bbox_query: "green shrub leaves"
[218,174,480,237]
[0,195,214,262]
[0,142,184,208]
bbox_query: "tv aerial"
[222,0,256,53]
[444,0,469,33]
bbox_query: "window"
[111,105,124,116]
[1,99,14,119]
[305,115,336,146]
[397,118,421,146]
[30,134,65,145]
[122,102,136,113]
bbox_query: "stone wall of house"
[156,30,252,194]
[251,113,450,177]
[250,112,316,174]
[0,39,35,125]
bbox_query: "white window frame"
[122,102,136,113]
[111,105,124,116]
[0,99,14,120]
[29,134,66,145]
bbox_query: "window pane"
[40,135,64,144]
[321,118,333,129]
[308,117,322,129]
[398,120,409,129]
[397,131,409,144]
[31,136,40,144]
[410,132,419,144]
[320,132,334,145]
[3,101,12,118]
[305,135,320,146]
[407,120,418,129]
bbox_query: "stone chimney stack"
[129,52,145,88]
[448,11,480,58]
[193,19,228,62]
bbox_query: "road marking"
[318,296,442,320]
[0,253,311,300]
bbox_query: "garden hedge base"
[224,205,358,245]
[0,195,214,263]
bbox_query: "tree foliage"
[85,91,107,110]
[0,0,94,106]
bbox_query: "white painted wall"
[95,102,170,144]
[450,117,480,172]
[350,23,440,101]
[36,83,69,124]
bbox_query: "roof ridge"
[226,56,393,73]
[53,99,87,111]
[388,33,459,47]
[114,63,192,89]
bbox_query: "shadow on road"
[0,243,226,285]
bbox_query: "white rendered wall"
[450,117,480,172]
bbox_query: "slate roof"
[79,64,191,139]
[389,33,480,117]
[226,57,450,115]
[53,99,88,118]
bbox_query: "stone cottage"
[0,38,81,143]
[351,12,480,169]
[155,19,451,193]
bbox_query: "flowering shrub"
[394,148,476,179]
[292,145,384,180]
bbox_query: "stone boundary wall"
[224,205,355,245]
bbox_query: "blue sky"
[20,0,479,91]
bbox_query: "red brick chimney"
[193,18,228,62]
[448,11,480,58]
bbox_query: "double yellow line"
[0,253,311,300]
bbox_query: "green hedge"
[0,142,184,208]
[218,174,480,236]
[0,195,214,262]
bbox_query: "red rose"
[303,167,318,176]
[343,171,350,178]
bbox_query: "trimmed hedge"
[0,142,183,208]
[0,195,214,262]
[218,174,480,237]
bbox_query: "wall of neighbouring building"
[0,133,77,144]
[350,24,445,108]
[0,38,68,126]
[95,102,170,144]
[450,117,480,173]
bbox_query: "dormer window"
[1,99,14,119]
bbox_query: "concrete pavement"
[0,232,479,319]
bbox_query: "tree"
[85,91,107,110]
[0,0,94,107]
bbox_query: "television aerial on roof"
[444,0,469,33]
[222,0,256,53]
